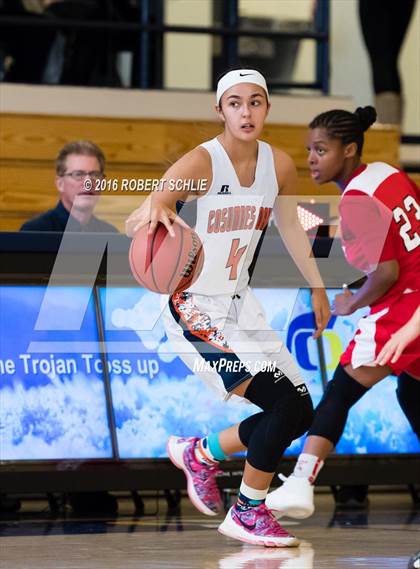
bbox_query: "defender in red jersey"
[338,161,419,376]
[266,106,420,518]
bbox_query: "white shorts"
[162,286,305,401]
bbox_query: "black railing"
[0,0,330,93]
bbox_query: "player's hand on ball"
[125,196,153,237]
[148,204,190,238]
[311,288,331,339]
[125,195,190,238]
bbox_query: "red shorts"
[341,290,420,377]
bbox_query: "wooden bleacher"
[0,112,401,232]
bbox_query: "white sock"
[293,453,324,483]
[239,481,269,501]
[236,481,269,511]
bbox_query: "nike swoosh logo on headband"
[239,73,254,77]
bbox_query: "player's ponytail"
[309,106,377,155]
[354,106,377,132]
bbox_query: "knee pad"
[308,364,369,446]
[238,412,264,448]
[244,368,315,438]
[240,369,314,471]
[238,397,314,451]
[244,368,310,411]
[293,394,315,439]
[397,372,420,439]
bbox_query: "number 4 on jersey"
[226,238,247,280]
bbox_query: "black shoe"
[333,485,369,509]
[0,494,21,513]
[67,492,118,515]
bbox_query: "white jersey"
[187,137,278,296]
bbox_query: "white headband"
[216,69,269,105]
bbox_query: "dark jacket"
[20,201,119,233]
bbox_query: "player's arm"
[272,148,330,339]
[333,261,399,315]
[126,147,212,237]
[333,194,399,315]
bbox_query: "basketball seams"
[176,239,204,291]
[129,239,149,290]
[129,223,203,294]
[150,224,163,293]
[167,223,184,294]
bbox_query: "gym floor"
[1,490,419,568]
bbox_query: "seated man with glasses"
[20,140,118,232]
[18,139,119,515]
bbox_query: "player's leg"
[267,296,420,517]
[359,0,401,94]
[396,370,420,440]
[265,363,389,517]
[391,305,420,441]
[164,292,262,516]
[167,360,311,530]
[166,361,310,530]
[218,291,313,545]
[218,342,313,547]
[164,289,311,544]
[304,363,391,456]
[358,0,415,123]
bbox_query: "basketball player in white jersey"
[126,69,330,547]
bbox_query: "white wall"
[330,0,372,108]
[330,0,420,134]
[401,0,420,135]
[163,0,315,88]
[164,0,212,90]
[239,0,314,83]
[162,0,419,133]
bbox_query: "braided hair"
[309,106,377,155]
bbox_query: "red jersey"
[339,162,420,307]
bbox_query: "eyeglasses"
[61,170,104,181]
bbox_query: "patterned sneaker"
[218,546,302,568]
[167,436,223,516]
[266,474,314,519]
[219,544,314,569]
[218,504,300,547]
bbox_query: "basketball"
[129,222,204,294]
